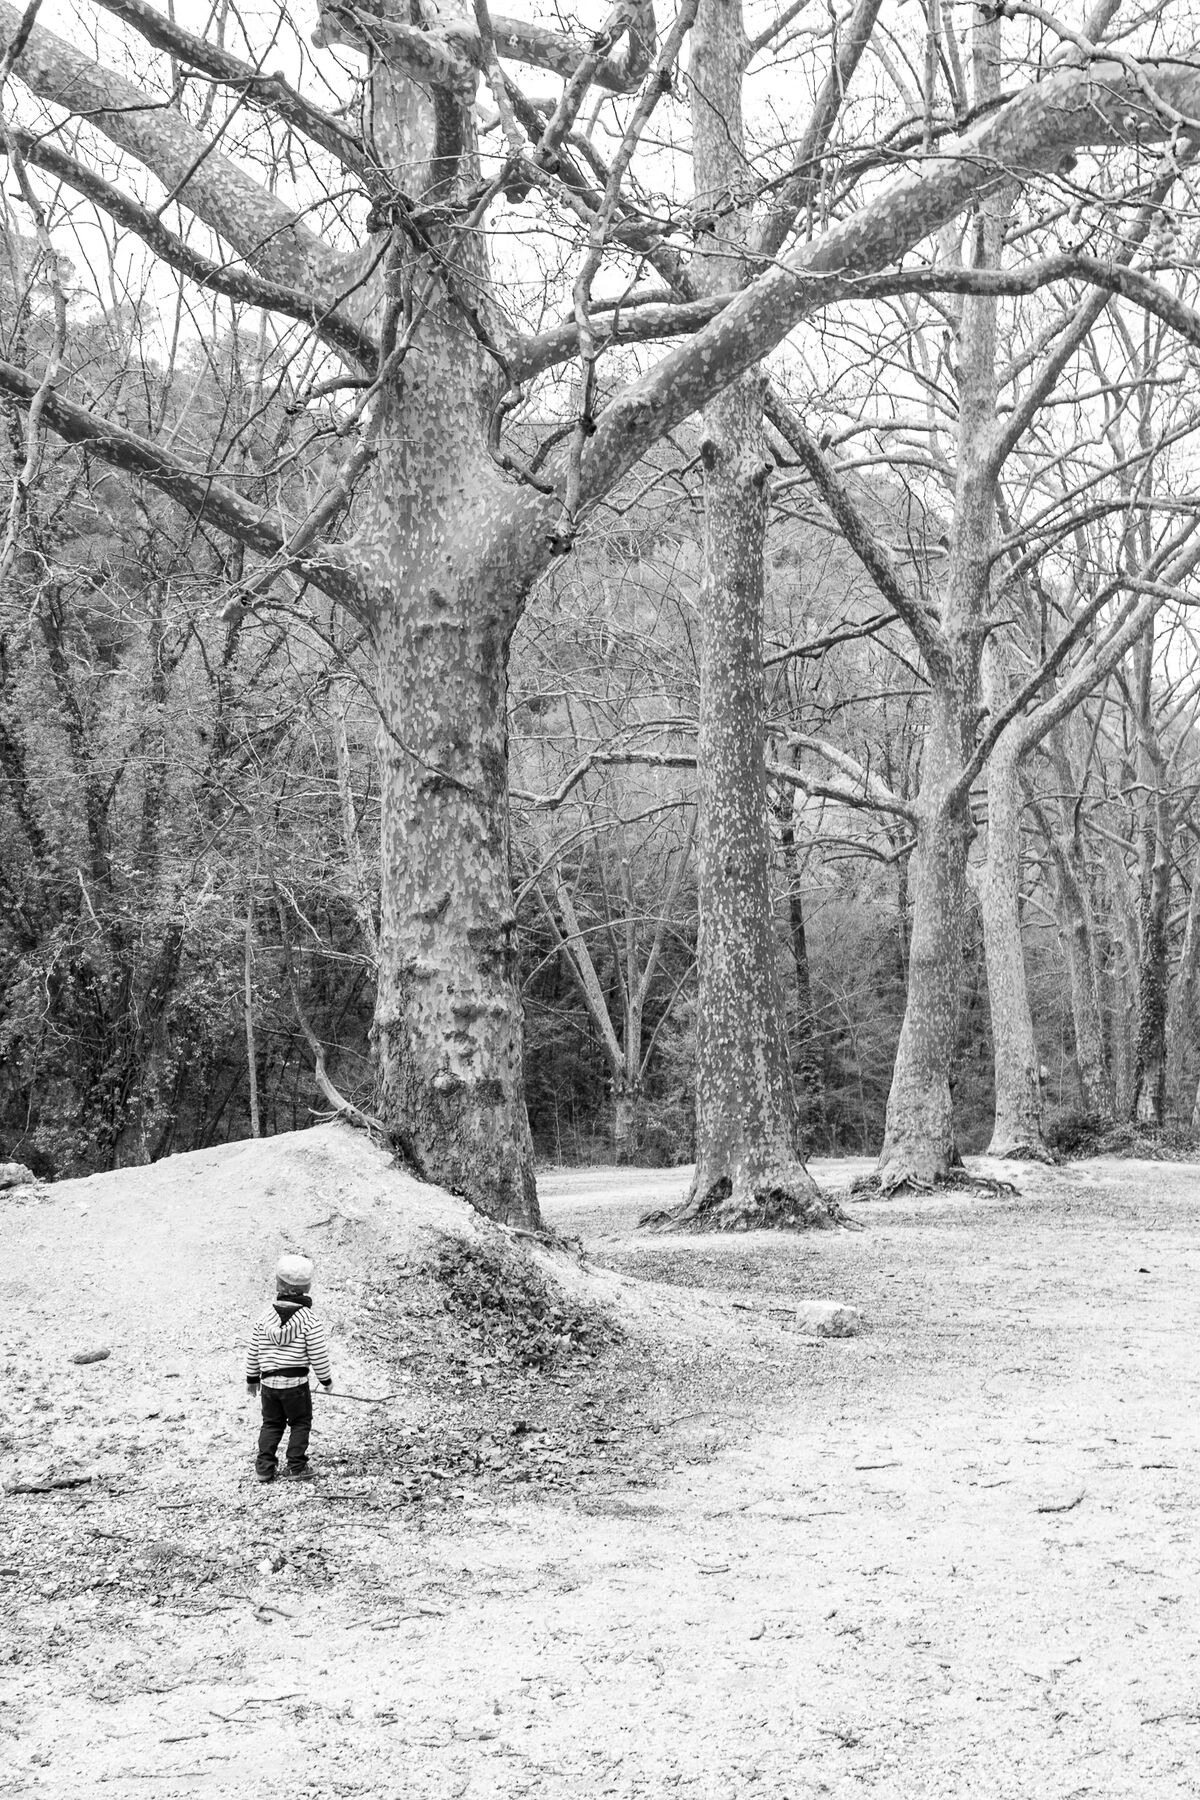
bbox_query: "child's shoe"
[284,1466,314,1482]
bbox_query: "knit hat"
[275,1253,314,1292]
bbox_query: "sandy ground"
[3,1139,1200,1797]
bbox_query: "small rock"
[0,1162,35,1190]
[1036,1487,1085,1514]
[795,1301,864,1337]
[70,1349,111,1366]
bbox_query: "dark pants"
[257,1384,313,1477]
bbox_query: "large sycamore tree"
[4,0,1200,1224]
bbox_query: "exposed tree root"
[848,1169,1019,1201]
[641,1174,850,1233]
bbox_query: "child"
[245,1254,333,1483]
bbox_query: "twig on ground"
[315,1388,408,1404]
[6,1474,93,1493]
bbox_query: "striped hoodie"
[246,1293,333,1391]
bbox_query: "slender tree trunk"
[1032,785,1113,1120]
[779,781,825,1144]
[1131,794,1173,1126]
[979,724,1048,1158]
[895,854,910,986]
[244,908,261,1139]
[876,691,973,1188]
[1165,834,1200,1120]
[1057,862,1113,1120]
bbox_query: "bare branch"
[754,0,884,263]
[0,357,363,608]
[572,57,1200,512]
[511,750,696,811]
[764,387,948,675]
[510,253,1200,388]
[92,0,370,178]
[1,125,375,369]
[786,733,915,820]
[0,0,342,293]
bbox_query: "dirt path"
[4,1155,1200,1797]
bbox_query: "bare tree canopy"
[5,0,1200,1214]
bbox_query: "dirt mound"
[0,1124,632,1493]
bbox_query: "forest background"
[3,0,1200,1190]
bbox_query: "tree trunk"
[612,1079,639,1164]
[371,532,539,1226]
[979,728,1048,1158]
[673,378,830,1228]
[366,349,541,1225]
[652,0,832,1231]
[363,55,542,1228]
[876,694,972,1188]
